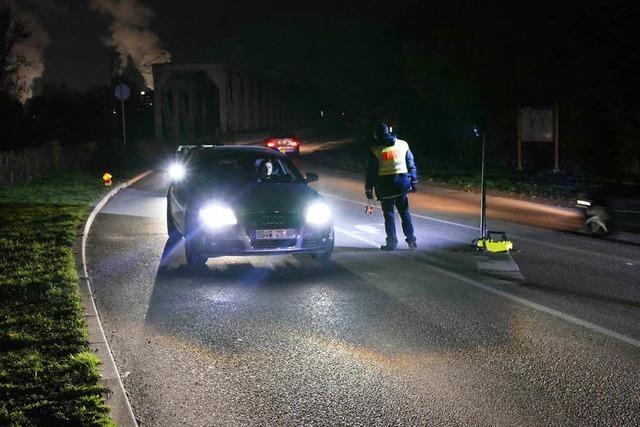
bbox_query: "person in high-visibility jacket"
[365,122,418,251]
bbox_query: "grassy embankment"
[0,173,114,426]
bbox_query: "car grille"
[244,211,300,228]
[251,239,297,249]
[302,236,323,248]
[203,239,245,252]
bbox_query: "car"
[576,182,640,235]
[166,146,334,266]
[264,135,301,156]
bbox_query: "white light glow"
[577,200,591,207]
[305,201,331,225]
[199,204,238,228]
[168,163,186,180]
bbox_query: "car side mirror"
[305,172,319,183]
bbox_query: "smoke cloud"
[4,0,51,102]
[90,0,171,88]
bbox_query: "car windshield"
[190,152,304,184]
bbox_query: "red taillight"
[267,141,276,148]
[290,140,298,146]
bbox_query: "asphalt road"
[88,146,640,426]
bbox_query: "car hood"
[189,182,319,212]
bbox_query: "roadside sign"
[115,83,131,101]
[114,83,130,165]
[517,104,559,172]
[519,107,553,142]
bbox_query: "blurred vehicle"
[175,144,214,160]
[264,135,301,156]
[576,182,640,235]
[166,146,333,266]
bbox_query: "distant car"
[174,144,215,160]
[264,135,301,156]
[576,182,640,235]
[166,146,333,266]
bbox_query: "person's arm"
[406,148,418,191]
[365,150,378,199]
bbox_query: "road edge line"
[75,169,154,427]
[321,191,478,230]
[334,225,640,349]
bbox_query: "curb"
[74,170,154,427]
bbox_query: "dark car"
[167,146,334,266]
[577,182,640,235]
[264,135,301,156]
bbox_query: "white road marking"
[354,224,383,234]
[323,191,640,264]
[334,225,640,349]
[322,192,478,230]
[513,234,640,264]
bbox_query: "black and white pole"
[480,132,487,238]
[114,83,131,166]
[474,126,487,238]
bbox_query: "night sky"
[4,0,639,175]
[17,1,635,100]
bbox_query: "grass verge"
[0,172,114,426]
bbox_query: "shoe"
[380,244,396,251]
[407,241,417,249]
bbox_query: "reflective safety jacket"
[371,139,410,176]
[365,138,418,200]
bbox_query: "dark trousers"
[381,193,415,246]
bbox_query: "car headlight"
[168,163,186,181]
[305,201,331,225]
[199,204,238,228]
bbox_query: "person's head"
[372,122,395,145]
[258,159,274,180]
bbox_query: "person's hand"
[365,189,374,200]
[410,182,418,193]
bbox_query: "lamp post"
[472,125,513,252]
[474,125,487,238]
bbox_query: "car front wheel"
[311,236,334,262]
[184,214,207,267]
[166,197,181,241]
[585,206,610,235]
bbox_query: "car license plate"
[278,147,287,153]
[255,229,297,239]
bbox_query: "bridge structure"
[152,63,282,143]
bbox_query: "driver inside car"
[258,159,275,181]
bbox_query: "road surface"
[87,141,640,426]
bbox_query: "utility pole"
[553,102,559,173]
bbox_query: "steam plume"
[90,0,170,88]
[3,0,50,102]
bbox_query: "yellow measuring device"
[474,231,513,253]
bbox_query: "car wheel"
[585,207,610,235]
[185,238,207,267]
[311,236,334,262]
[166,198,181,241]
[184,215,207,267]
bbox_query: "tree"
[0,4,30,97]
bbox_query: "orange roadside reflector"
[103,172,113,186]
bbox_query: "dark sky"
[36,0,404,90]
[28,0,640,108]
